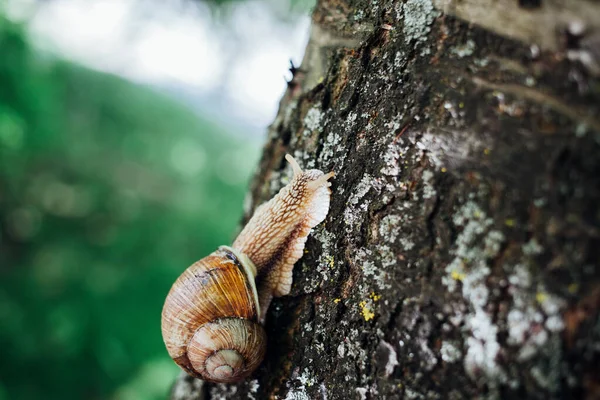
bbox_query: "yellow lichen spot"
[484,148,491,155]
[451,270,466,281]
[334,298,341,304]
[459,102,465,108]
[325,255,335,269]
[441,167,447,173]
[359,300,375,321]
[505,219,515,227]
[536,292,548,303]
[568,283,579,294]
[370,292,382,302]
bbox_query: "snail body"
[161,155,334,383]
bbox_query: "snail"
[161,154,334,383]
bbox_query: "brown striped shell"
[161,246,266,383]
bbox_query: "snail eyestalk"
[285,153,303,176]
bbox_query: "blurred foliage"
[196,0,316,22]
[0,14,260,400]
[205,0,315,17]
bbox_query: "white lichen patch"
[172,372,205,400]
[376,244,397,268]
[210,383,237,399]
[443,101,458,120]
[320,129,345,167]
[504,258,566,361]
[442,201,507,383]
[442,201,501,293]
[300,227,338,293]
[339,330,369,376]
[522,238,543,256]
[304,107,323,131]
[355,387,368,400]
[464,309,505,382]
[247,379,260,400]
[399,237,415,251]
[404,387,426,400]
[355,248,392,290]
[451,39,476,58]
[353,9,365,21]
[415,129,487,170]
[313,226,335,252]
[545,315,564,332]
[348,174,376,206]
[401,0,439,47]
[381,141,407,176]
[346,112,358,129]
[284,369,316,400]
[298,370,316,387]
[325,130,342,149]
[285,388,311,400]
[417,336,438,371]
[507,263,531,291]
[440,340,462,363]
[379,214,403,242]
[394,51,407,69]
[444,200,568,388]
[344,174,383,233]
[421,170,436,199]
[378,340,399,377]
[337,342,346,358]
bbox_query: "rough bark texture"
[171,0,600,399]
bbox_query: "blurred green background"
[0,4,285,398]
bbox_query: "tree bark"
[172,0,600,398]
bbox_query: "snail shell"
[161,246,266,383]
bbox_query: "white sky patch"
[226,43,295,125]
[131,21,223,88]
[29,0,135,71]
[13,0,311,131]
[27,0,222,89]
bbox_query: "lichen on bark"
[173,0,600,399]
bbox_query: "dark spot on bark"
[518,0,541,9]
[322,88,332,111]
[289,59,302,77]
[340,90,360,117]
[565,29,583,50]
[281,128,292,146]
[386,300,404,332]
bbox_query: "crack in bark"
[433,0,600,51]
[470,75,600,131]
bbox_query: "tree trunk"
[171,0,600,398]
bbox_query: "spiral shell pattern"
[161,246,266,382]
